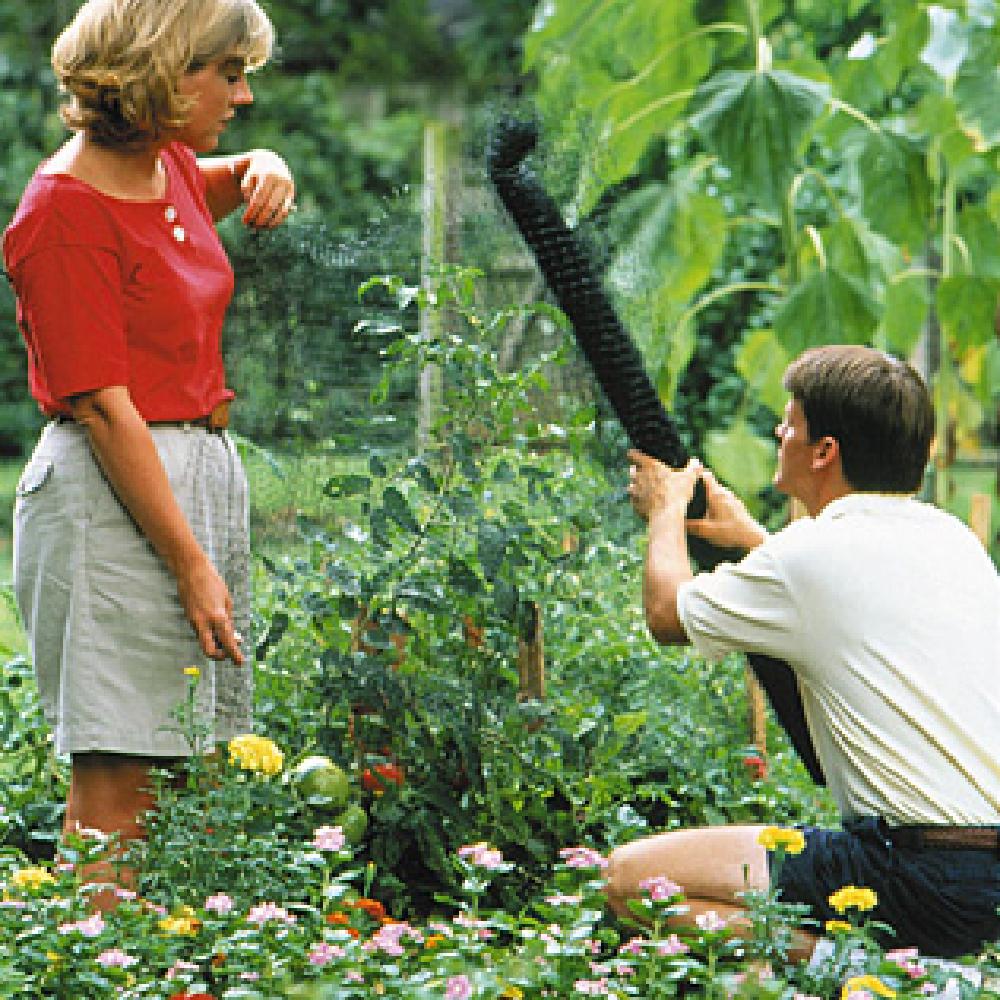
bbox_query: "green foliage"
[526,0,1000,505]
[247,268,833,916]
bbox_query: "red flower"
[169,993,216,1000]
[361,762,405,792]
[742,754,768,781]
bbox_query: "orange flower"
[425,934,446,949]
[326,911,350,926]
[352,897,387,921]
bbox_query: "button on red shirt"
[3,142,235,421]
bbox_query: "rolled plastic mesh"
[487,118,826,786]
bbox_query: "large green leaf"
[957,204,1000,281]
[704,418,776,501]
[835,4,928,112]
[840,126,932,250]
[689,68,830,212]
[606,165,728,306]
[937,274,998,350]
[734,328,790,416]
[878,273,930,357]
[773,267,880,356]
[953,31,1000,147]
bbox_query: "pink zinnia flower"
[559,846,609,869]
[205,892,234,917]
[205,892,234,915]
[620,936,646,955]
[574,979,611,995]
[313,825,346,852]
[308,941,345,966]
[58,913,105,938]
[247,901,295,926]
[886,947,926,978]
[457,842,505,869]
[695,910,726,932]
[638,875,683,901]
[445,974,473,999]
[95,948,137,968]
[656,933,689,957]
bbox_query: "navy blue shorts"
[772,817,1000,958]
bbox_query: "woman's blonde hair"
[52,0,273,149]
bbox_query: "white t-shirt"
[677,494,1000,825]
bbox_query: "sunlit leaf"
[937,274,998,350]
[878,273,930,357]
[920,4,969,82]
[773,268,880,356]
[689,68,829,212]
[734,329,790,415]
[704,418,776,499]
[840,126,932,249]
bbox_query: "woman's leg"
[64,752,169,910]
[605,825,818,961]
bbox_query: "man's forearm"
[643,505,694,645]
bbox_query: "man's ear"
[811,435,840,470]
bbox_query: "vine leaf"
[689,68,829,213]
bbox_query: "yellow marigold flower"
[756,826,806,855]
[183,666,201,678]
[424,933,446,949]
[500,987,524,999]
[842,975,895,999]
[159,906,201,936]
[228,734,284,776]
[825,919,854,935]
[828,884,878,914]
[10,866,56,892]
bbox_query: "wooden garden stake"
[517,601,545,702]
[969,493,991,550]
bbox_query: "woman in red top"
[3,0,296,901]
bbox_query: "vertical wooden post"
[517,601,545,702]
[969,493,991,550]
[417,119,450,452]
[746,663,768,755]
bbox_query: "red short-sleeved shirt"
[3,142,235,421]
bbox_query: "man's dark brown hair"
[783,345,934,493]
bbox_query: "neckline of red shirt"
[35,155,173,207]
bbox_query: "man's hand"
[686,467,768,552]
[627,450,701,523]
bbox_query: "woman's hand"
[70,386,244,665]
[238,149,296,229]
[174,554,244,664]
[200,149,295,228]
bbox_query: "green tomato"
[332,802,368,844]
[292,755,351,811]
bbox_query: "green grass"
[0,459,25,656]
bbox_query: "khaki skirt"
[13,420,252,757]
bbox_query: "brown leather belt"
[180,400,230,431]
[887,825,1000,852]
[53,400,230,431]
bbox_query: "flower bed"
[1,731,994,998]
